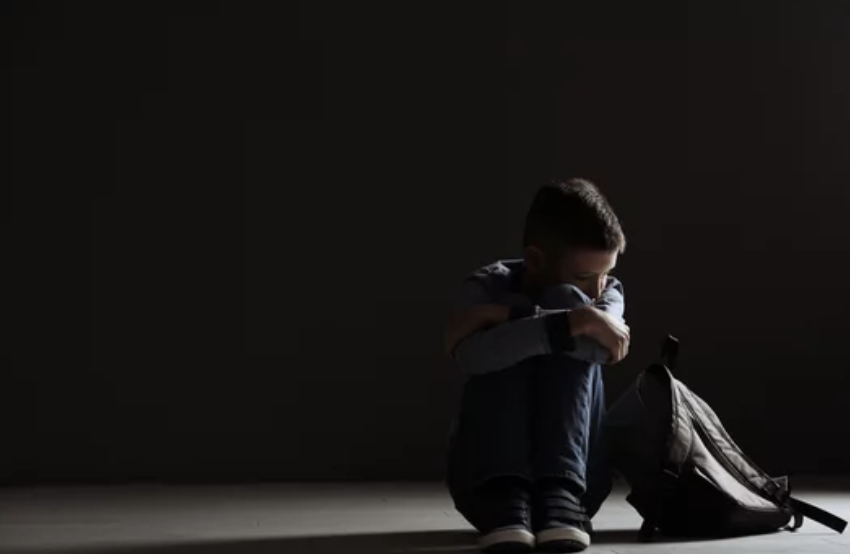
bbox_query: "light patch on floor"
[0,482,846,553]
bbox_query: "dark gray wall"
[9,2,850,484]
[248,2,850,479]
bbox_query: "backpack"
[606,335,847,539]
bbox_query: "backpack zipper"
[680,393,773,503]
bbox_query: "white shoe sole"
[479,527,535,552]
[536,526,591,552]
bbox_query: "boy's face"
[526,246,618,300]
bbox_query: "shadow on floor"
[14,530,480,554]
[591,528,740,544]
[12,528,753,554]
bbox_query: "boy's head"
[523,178,625,299]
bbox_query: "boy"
[444,179,629,553]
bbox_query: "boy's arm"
[557,278,626,363]
[446,280,581,376]
[592,277,625,319]
[446,278,626,375]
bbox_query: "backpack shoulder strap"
[768,475,847,534]
[787,496,847,534]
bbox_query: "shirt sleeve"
[450,279,575,376]
[449,276,626,375]
[559,278,626,364]
[593,276,625,320]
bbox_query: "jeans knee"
[539,284,592,310]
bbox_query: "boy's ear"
[523,245,546,274]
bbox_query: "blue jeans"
[446,286,612,528]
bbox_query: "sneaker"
[479,525,535,553]
[532,479,591,552]
[474,478,535,553]
[535,522,591,553]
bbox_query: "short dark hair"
[523,178,625,254]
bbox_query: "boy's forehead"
[562,248,618,271]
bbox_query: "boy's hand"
[444,304,510,356]
[569,305,630,364]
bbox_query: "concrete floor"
[0,481,847,554]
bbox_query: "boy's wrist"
[568,307,595,337]
[483,304,511,324]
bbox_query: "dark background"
[6,1,850,484]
